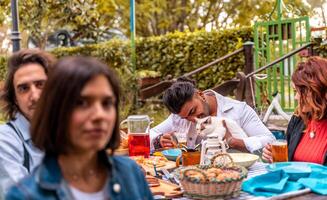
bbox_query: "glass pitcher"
[120,115,153,158]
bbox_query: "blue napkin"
[242,170,303,197]
[298,165,327,195]
[242,163,327,197]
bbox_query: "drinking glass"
[271,139,288,162]
[176,150,201,167]
[173,120,191,148]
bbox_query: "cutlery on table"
[161,168,179,185]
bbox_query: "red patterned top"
[293,119,327,164]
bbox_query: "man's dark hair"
[1,49,56,120]
[162,76,196,114]
[31,56,121,155]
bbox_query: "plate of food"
[161,148,182,161]
[130,156,176,175]
[228,153,259,168]
[131,156,169,168]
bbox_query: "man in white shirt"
[0,49,55,198]
[150,77,275,153]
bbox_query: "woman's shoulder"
[111,155,139,168]
[110,156,145,178]
[288,115,304,127]
[286,115,305,138]
[5,175,39,199]
[290,115,303,122]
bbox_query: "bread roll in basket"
[179,153,248,199]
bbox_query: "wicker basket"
[179,153,248,199]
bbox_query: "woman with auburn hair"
[263,56,327,165]
[5,57,153,199]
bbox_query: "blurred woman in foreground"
[263,56,327,165]
[6,57,153,199]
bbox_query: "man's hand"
[222,120,234,146]
[222,120,248,152]
[159,132,178,148]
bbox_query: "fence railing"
[139,41,315,111]
[139,44,249,100]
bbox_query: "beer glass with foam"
[271,139,288,162]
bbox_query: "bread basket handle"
[210,153,235,166]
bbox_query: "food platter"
[146,175,183,198]
[130,156,177,175]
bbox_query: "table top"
[160,162,323,200]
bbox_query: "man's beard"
[202,101,211,117]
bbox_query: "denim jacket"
[5,154,154,200]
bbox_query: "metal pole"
[130,0,138,110]
[11,0,20,52]
[277,0,282,20]
[130,0,136,70]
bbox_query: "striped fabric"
[230,162,268,200]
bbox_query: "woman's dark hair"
[31,56,120,155]
[292,56,327,121]
[162,76,196,114]
[1,49,56,120]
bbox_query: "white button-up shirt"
[0,113,43,198]
[150,90,275,153]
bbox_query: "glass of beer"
[271,139,288,162]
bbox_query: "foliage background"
[0,0,314,51]
[0,27,253,121]
[0,27,326,122]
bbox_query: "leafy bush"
[0,28,326,120]
[0,56,7,80]
[32,28,252,119]
[136,28,253,89]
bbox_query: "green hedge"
[0,27,253,87]
[136,28,253,89]
[0,56,7,80]
[1,28,326,86]
[0,28,326,118]
[52,28,254,118]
